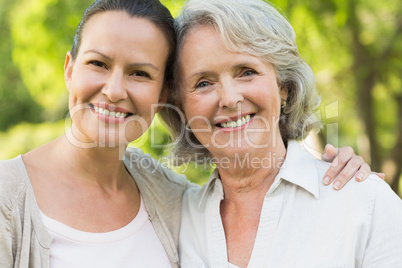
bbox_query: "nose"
[218,78,244,109]
[102,69,128,103]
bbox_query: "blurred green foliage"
[0,120,66,159]
[0,0,42,130]
[10,0,93,117]
[0,0,401,193]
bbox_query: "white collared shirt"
[179,141,402,268]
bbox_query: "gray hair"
[160,0,321,164]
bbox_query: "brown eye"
[89,60,107,69]
[131,71,151,78]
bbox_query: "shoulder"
[123,147,196,238]
[124,147,193,195]
[0,157,29,201]
[183,180,208,200]
[0,156,24,177]
[287,140,395,210]
[182,171,219,212]
[312,157,400,213]
[313,157,384,193]
[0,156,30,220]
[306,157,402,264]
[182,182,205,210]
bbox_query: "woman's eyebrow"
[83,49,112,61]
[188,71,214,79]
[127,62,159,71]
[83,49,159,71]
[187,62,257,79]
[232,62,257,69]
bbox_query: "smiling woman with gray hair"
[160,0,402,266]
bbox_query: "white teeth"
[220,114,252,128]
[92,106,128,118]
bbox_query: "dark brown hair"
[71,0,176,82]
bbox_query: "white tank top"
[40,197,172,268]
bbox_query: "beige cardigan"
[0,147,192,268]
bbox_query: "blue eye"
[195,81,210,89]
[243,69,257,77]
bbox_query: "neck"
[57,129,129,190]
[215,140,287,201]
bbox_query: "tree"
[9,0,93,120]
[277,0,402,195]
[0,0,42,131]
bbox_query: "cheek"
[184,101,204,125]
[251,84,281,110]
[181,93,195,118]
[70,71,103,101]
[128,86,163,116]
[183,93,216,119]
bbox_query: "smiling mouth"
[89,103,132,118]
[217,114,254,128]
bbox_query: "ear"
[64,51,74,91]
[279,85,288,102]
[155,84,169,113]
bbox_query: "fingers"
[372,172,386,180]
[332,155,366,190]
[353,162,372,182]
[322,146,354,186]
[323,146,370,190]
[321,144,338,162]
[322,145,382,190]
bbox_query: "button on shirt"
[179,141,402,268]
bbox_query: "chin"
[90,131,128,148]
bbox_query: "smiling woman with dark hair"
[0,1,185,267]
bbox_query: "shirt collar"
[198,140,320,207]
[279,140,320,199]
[198,168,222,208]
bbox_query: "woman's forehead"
[78,11,169,61]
